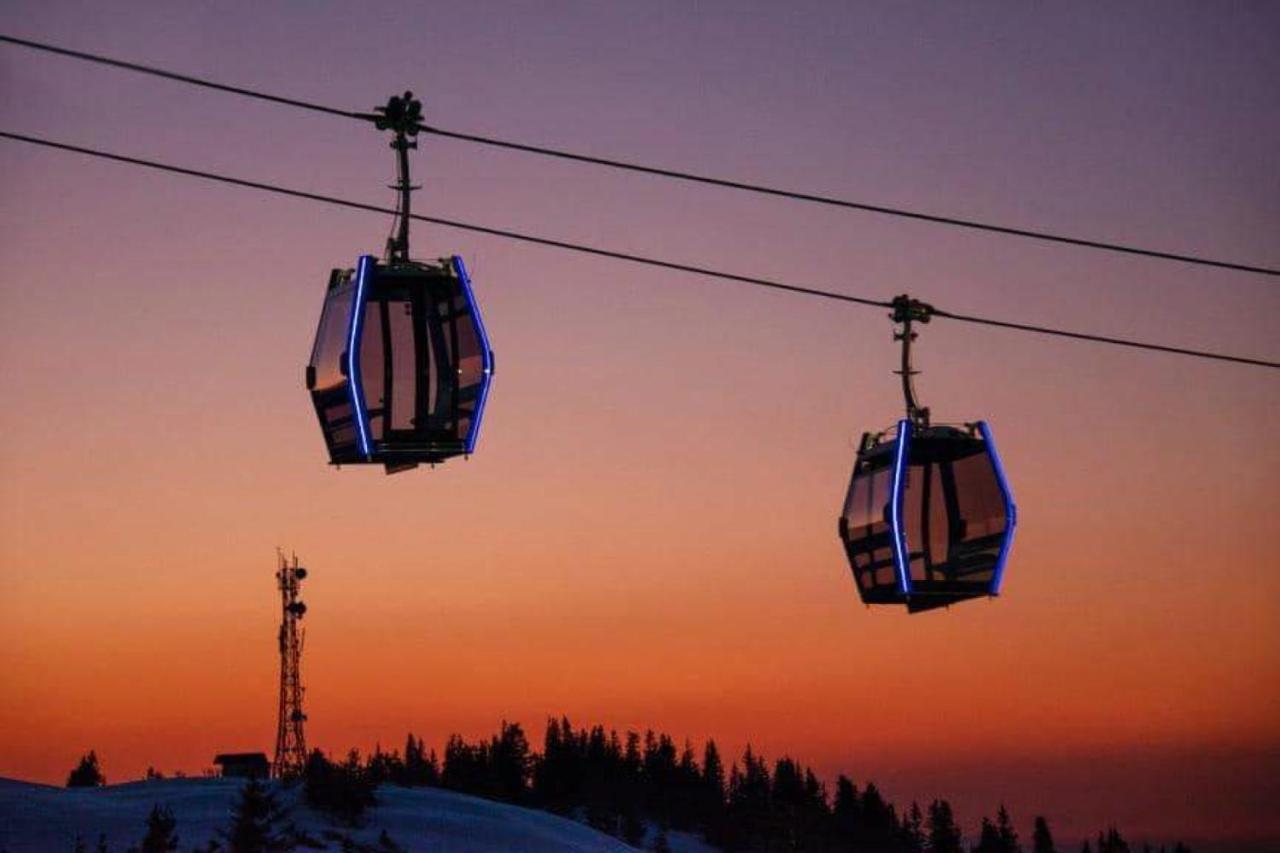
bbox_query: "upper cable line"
[2,32,1277,279]
[2,128,1276,371]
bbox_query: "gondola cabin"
[838,419,1015,612]
[306,254,494,473]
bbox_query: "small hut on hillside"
[213,752,270,780]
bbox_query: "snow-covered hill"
[0,777,713,852]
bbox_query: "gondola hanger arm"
[891,294,935,427]
[356,92,424,263]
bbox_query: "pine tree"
[902,801,926,852]
[220,777,295,852]
[671,740,702,830]
[800,767,829,848]
[365,743,402,787]
[425,748,440,786]
[642,732,678,825]
[700,740,725,820]
[624,731,643,778]
[728,745,771,847]
[139,804,179,852]
[582,726,617,836]
[699,740,728,845]
[533,718,564,808]
[997,805,1021,853]
[770,757,806,848]
[67,751,106,788]
[401,734,424,787]
[974,817,1003,853]
[832,776,862,844]
[926,799,962,853]
[490,721,531,803]
[861,782,898,846]
[1032,816,1056,853]
[442,735,480,794]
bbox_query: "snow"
[0,776,669,852]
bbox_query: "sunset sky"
[1,2,1277,848]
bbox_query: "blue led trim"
[451,255,494,454]
[889,418,913,596]
[976,421,1016,595]
[346,255,374,459]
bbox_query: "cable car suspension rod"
[892,295,934,426]
[364,92,423,262]
[1,32,1277,279]
[1,130,1276,371]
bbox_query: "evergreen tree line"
[387,716,990,851]
[64,737,1199,853]
[321,717,1195,853]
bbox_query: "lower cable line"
[2,129,1275,370]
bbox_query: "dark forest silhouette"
[70,722,1199,852]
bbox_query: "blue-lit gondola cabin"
[838,420,1015,612]
[306,255,493,473]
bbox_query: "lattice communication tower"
[272,550,309,778]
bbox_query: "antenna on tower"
[273,549,309,778]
